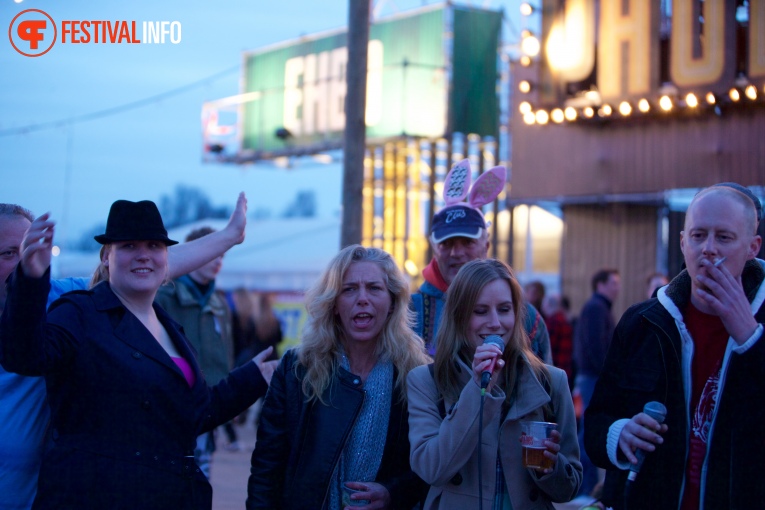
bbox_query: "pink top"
[171,357,196,388]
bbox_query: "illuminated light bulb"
[521,34,540,57]
[583,106,594,118]
[638,98,650,112]
[520,2,534,16]
[745,85,757,100]
[705,92,716,105]
[685,93,698,108]
[520,55,531,67]
[551,108,565,123]
[518,80,531,93]
[619,101,632,116]
[564,107,577,121]
[535,110,549,125]
[523,111,536,125]
[599,104,612,117]
[52,246,61,257]
[519,101,532,115]
[729,88,740,102]
[659,95,673,111]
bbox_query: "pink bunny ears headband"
[430,159,507,244]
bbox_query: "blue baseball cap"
[430,205,487,244]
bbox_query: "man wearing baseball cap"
[411,201,552,363]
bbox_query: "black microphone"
[480,335,505,390]
[627,401,667,482]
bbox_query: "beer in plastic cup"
[520,421,557,470]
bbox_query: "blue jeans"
[575,374,599,497]
[194,431,215,479]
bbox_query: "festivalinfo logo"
[9,9,182,57]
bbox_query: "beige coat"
[407,357,581,509]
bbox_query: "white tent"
[53,217,341,292]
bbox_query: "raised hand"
[695,258,759,345]
[21,213,55,278]
[223,192,247,246]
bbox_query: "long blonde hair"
[433,259,549,403]
[297,245,429,403]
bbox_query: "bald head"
[687,187,759,236]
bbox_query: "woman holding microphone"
[407,259,581,509]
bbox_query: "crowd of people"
[1,173,762,510]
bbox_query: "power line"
[0,64,240,137]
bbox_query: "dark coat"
[0,267,268,510]
[246,349,427,509]
[584,260,765,510]
[573,292,614,377]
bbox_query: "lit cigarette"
[714,257,727,267]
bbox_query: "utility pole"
[340,0,371,248]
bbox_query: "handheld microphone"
[480,335,505,390]
[627,401,667,482]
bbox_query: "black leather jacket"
[585,260,765,510]
[246,349,427,509]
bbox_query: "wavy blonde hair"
[433,258,549,403]
[297,245,429,403]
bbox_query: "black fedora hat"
[94,200,178,245]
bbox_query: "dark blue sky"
[0,0,522,246]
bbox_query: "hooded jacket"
[584,259,765,510]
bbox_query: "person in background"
[228,289,283,434]
[645,272,669,300]
[0,194,249,510]
[0,199,272,510]
[411,160,551,363]
[231,290,283,367]
[524,280,546,317]
[407,259,581,509]
[246,245,429,509]
[542,292,574,389]
[155,226,242,477]
[585,184,765,509]
[573,268,621,498]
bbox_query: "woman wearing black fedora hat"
[0,197,273,510]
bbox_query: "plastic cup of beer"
[342,482,371,507]
[520,421,557,470]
